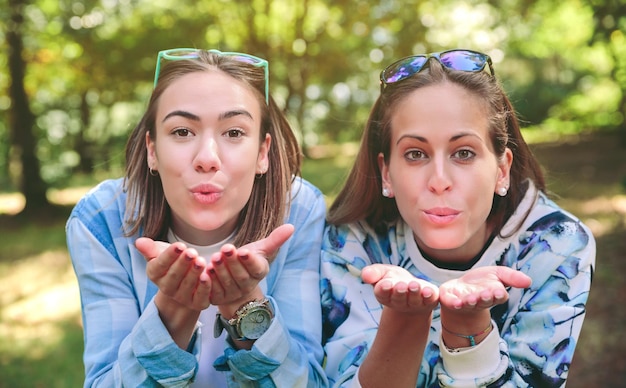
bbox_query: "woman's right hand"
[361,264,439,315]
[136,238,212,311]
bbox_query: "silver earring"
[149,168,158,176]
[382,187,390,197]
[498,187,508,196]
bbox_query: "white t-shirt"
[168,230,233,388]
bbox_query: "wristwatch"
[214,298,274,341]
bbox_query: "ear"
[377,152,394,198]
[256,133,271,174]
[146,131,158,170]
[495,147,513,193]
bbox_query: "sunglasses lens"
[231,55,263,65]
[440,50,487,72]
[163,49,200,59]
[383,56,428,84]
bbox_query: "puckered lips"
[423,207,460,225]
[190,183,223,205]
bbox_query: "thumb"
[135,237,171,260]
[251,224,295,256]
[495,266,532,289]
[361,264,386,285]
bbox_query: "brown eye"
[225,128,244,138]
[173,128,193,137]
[454,149,475,160]
[405,149,426,161]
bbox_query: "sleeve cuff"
[213,298,286,378]
[130,300,200,382]
[439,321,500,379]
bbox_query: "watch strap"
[214,313,242,339]
[213,298,273,340]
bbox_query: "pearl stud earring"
[382,187,390,197]
[498,187,508,196]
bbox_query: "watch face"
[239,307,272,339]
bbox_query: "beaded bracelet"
[441,322,493,347]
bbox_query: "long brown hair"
[123,50,301,247]
[328,60,545,236]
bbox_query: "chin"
[418,232,466,251]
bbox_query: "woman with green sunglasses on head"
[66,49,328,387]
[321,49,595,387]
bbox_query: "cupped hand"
[136,237,211,311]
[207,224,295,306]
[439,266,532,312]
[361,264,439,314]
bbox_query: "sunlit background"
[1,0,625,386]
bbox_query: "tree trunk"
[76,91,94,174]
[7,0,50,213]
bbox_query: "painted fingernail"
[185,253,194,261]
[174,246,183,255]
[215,257,223,265]
[239,253,249,260]
[224,249,234,257]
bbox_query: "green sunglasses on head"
[153,48,270,104]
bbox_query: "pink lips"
[424,207,460,225]
[190,184,223,204]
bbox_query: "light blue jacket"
[67,177,328,387]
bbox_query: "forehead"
[157,70,262,119]
[389,82,490,138]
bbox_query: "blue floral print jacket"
[321,182,595,387]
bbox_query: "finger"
[222,246,260,287]
[388,281,410,306]
[145,244,185,279]
[495,267,532,289]
[439,290,464,310]
[159,248,198,295]
[373,278,395,304]
[361,264,387,285]
[245,224,295,257]
[175,255,206,305]
[191,274,212,310]
[136,237,179,261]
[207,265,225,303]
[210,251,240,296]
[235,248,269,280]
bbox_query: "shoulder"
[323,219,399,259]
[286,176,326,222]
[290,176,324,202]
[502,190,596,275]
[67,178,128,238]
[70,178,126,216]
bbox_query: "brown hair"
[123,50,301,247]
[328,60,545,236]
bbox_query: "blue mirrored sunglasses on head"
[153,48,269,104]
[380,49,494,91]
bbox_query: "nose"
[427,156,452,194]
[193,137,221,172]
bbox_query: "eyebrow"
[219,109,254,121]
[162,110,200,123]
[396,131,481,145]
[162,109,254,123]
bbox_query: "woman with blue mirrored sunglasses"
[321,49,594,387]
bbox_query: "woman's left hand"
[439,266,532,312]
[206,224,294,307]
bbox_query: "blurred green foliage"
[1,0,625,196]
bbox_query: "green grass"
[1,132,625,387]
